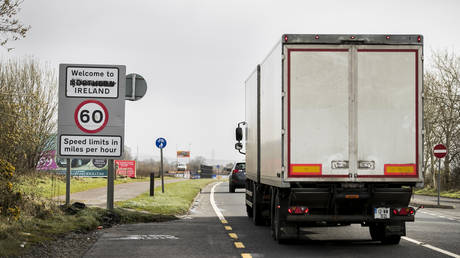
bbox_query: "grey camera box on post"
[57,64,126,159]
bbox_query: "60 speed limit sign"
[74,100,109,133]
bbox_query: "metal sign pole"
[161,148,164,193]
[66,158,71,206]
[437,158,441,206]
[107,159,114,210]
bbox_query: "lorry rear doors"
[285,44,422,182]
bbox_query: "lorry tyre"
[382,235,401,245]
[229,184,235,193]
[370,223,402,245]
[369,223,384,241]
[252,182,264,226]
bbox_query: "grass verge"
[117,179,217,215]
[415,187,460,199]
[16,173,176,199]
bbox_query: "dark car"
[229,162,245,193]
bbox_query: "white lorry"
[235,34,423,244]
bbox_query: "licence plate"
[374,207,390,219]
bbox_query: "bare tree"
[424,50,460,189]
[0,58,57,172]
[0,0,30,51]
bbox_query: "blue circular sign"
[155,137,167,149]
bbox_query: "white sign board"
[66,67,119,98]
[58,64,125,159]
[60,135,121,157]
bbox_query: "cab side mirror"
[235,127,243,141]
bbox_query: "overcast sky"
[2,0,459,165]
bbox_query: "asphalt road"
[84,181,460,257]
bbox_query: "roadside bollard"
[150,172,154,196]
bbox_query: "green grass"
[415,187,460,199]
[16,174,175,199]
[117,179,216,215]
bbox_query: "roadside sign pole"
[433,144,447,206]
[155,137,167,193]
[438,158,441,206]
[150,172,155,196]
[161,148,164,193]
[107,159,114,210]
[66,158,71,206]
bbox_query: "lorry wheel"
[246,205,253,218]
[252,182,264,226]
[229,184,235,193]
[382,235,401,245]
[369,223,384,241]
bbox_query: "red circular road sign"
[74,100,109,133]
[433,144,447,159]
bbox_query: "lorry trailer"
[235,34,423,244]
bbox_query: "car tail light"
[288,206,309,215]
[232,169,238,174]
[392,207,415,216]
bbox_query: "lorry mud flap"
[290,188,330,209]
[372,188,412,207]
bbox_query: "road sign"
[126,73,147,101]
[74,100,109,133]
[156,138,167,149]
[433,144,447,159]
[58,64,126,158]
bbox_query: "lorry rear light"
[417,35,421,42]
[386,35,390,39]
[284,35,288,42]
[315,35,320,39]
[392,207,415,216]
[288,206,309,215]
[350,36,356,39]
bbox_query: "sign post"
[57,64,126,210]
[156,138,167,193]
[433,144,447,206]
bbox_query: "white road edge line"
[402,237,460,258]
[210,182,225,221]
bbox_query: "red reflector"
[284,35,288,42]
[393,209,398,215]
[294,207,302,214]
[315,35,319,39]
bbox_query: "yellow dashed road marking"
[234,242,245,248]
[228,233,238,239]
[241,254,252,258]
[225,226,232,231]
[221,219,228,224]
